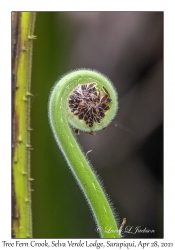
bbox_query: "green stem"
[48,69,120,238]
[12,12,36,238]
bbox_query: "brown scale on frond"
[68,83,112,128]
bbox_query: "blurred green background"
[31,12,163,238]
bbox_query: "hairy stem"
[12,11,36,238]
[48,69,120,238]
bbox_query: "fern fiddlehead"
[48,69,120,238]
